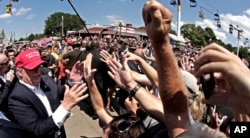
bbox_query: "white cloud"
[106,15,123,25]
[26,14,36,20]
[0,14,11,19]
[193,9,250,44]
[244,8,250,16]
[195,19,227,41]
[15,7,31,16]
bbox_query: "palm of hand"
[68,62,84,82]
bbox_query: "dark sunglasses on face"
[0,60,9,67]
[116,116,140,133]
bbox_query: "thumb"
[65,69,70,76]
[64,85,69,94]
[122,58,130,70]
[91,69,97,76]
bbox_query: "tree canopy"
[179,23,250,60]
[44,12,85,36]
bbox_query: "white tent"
[169,33,186,43]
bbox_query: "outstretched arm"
[84,53,113,125]
[123,52,159,88]
[142,1,190,137]
[108,58,165,124]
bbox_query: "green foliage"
[26,33,45,41]
[180,23,250,60]
[44,12,85,36]
[170,29,177,35]
[138,26,145,29]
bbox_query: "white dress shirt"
[0,74,9,121]
[19,80,71,128]
[0,73,6,83]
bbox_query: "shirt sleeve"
[52,105,72,128]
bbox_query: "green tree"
[27,33,35,41]
[170,29,177,35]
[44,12,84,36]
[181,24,206,47]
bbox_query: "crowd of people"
[0,0,250,138]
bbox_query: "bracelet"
[129,83,142,97]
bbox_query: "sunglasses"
[0,60,9,67]
[115,116,140,133]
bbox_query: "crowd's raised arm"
[1,0,250,138]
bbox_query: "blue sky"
[0,0,250,46]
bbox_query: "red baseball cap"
[67,38,72,45]
[15,48,45,70]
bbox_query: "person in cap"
[8,48,89,138]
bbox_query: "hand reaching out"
[61,83,88,111]
[209,106,227,131]
[65,61,84,82]
[83,53,97,83]
[6,69,15,82]
[100,50,113,65]
[107,58,136,91]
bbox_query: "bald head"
[0,53,8,63]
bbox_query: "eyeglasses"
[115,116,140,133]
[0,60,9,67]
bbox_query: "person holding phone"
[194,43,250,121]
[142,0,226,137]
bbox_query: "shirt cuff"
[52,105,72,128]
[67,80,84,87]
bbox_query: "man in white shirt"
[8,48,89,138]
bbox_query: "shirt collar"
[19,80,40,92]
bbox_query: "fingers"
[194,49,228,70]
[143,0,172,26]
[194,62,228,78]
[111,59,122,69]
[107,71,115,80]
[199,43,232,56]
[121,58,130,71]
[142,1,151,26]
[108,59,120,72]
[100,50,111,60]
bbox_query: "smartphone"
[200,73,215,99]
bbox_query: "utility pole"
[229,24,243,56]
[177,0,181,38]
[61,16,64,37]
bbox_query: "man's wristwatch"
[129,83,142,97]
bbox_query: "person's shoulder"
[9,82,27,98]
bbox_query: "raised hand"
[83,53,97,83]
[209,106,227,131]
[65,61,84,83]
[142,0,172,44]
[100,50,113,65]
[61,83,88,111]
[107,58,135,91]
